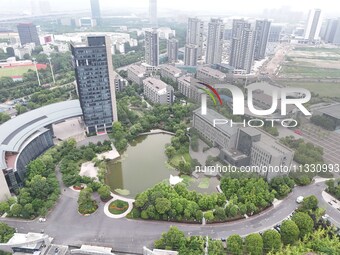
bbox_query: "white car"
[296,196,304,204]
[39,218,46,222]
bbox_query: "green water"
[105,134,177,198]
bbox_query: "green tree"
[280,220,300,245]
[204,211,214,222]
[83,148,96,161]
[245,233,263,255]
[154,226,186,251]
[262,229,281,253]
[0,222,15,243]
[0,202,9,215]
[155,197,171,215]
[291,212,314,238]
[300,195,318,212]
[227,234,243,255]
[98,185,111,201]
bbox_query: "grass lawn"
[0,66,34,77]
[279,81,340,97]
[294,47,340,54]
[114,188,130,196]
[198,177,210,189]
[109,200,129,215]
[170,152,192,167]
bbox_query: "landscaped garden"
[109,200,129,215]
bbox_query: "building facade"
[322,18,340,44]
[186,17,204,58]
[184,44,198,66]
[143,77,174,105]
[167,38,178,63]
[268,24,283,42]
[206,18,225,65]
[254,20,271,60]
[178,75,202,102]
[17,23,40,46]
[127,64,147,85]
[229,19,256,74]
[71,36,118,134]
[196,66,226,84]
[145,29,159,67]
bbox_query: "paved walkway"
[103,193,135,219]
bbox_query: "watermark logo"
[198,82,312,117]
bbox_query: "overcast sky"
[0,0,339,16]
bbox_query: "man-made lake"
[105,134,177,198]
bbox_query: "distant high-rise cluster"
[17,23,40,46]
[206,18,225,65]
[149,0,157,26]
[304,9,322,42]
[90,0,101,25]
[167,38,179,63]
[145,29,159,67]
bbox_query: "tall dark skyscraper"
[17,23,40,46]
[90,0,101,24]
[254,20,271,60]
[71,36,118,134]
[149,0,157,26]
[145,29,159,66]
[229,19,256,74]
[206,18,225,65]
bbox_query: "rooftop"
[160,64,182,76]
[178,75,191,85]
[315,104,340,119]
[0,100,82,170]
[197,66,226,79]
[128,64,146,75]
[193,108,238,137]
[143,77,168,91]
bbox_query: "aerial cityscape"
[0,0,340,254]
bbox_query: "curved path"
[1,178,339,254]
[103,193,134,219]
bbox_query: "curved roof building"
[0,100,82,201]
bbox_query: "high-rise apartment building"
[229,19,256,74]
[304,9,322,42]
[184,44,198,66]
[322,18,340,44]
[17,23,40,46]
[167,38,178,63]
[145,29,159,67]
[206,18,225,65]
[90,0,101,25]
[254,20,271,60]
[186,17,204,58]
[149,0,157,26]
[71,36,118,134]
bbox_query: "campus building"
[313,104,340,130]
[71,35,118,134]
[178,75,202,102]
[159,64,182,83]
[17,23,40,46]
[196,66,226,84]
[192,108,294,179]
[143,77,174,105]
[127,64,148,86]
[0,101,83,201]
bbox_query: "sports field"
[0,64,47,78]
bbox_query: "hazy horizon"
[0,0,339,17]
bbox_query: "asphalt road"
[1,178,339,254]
